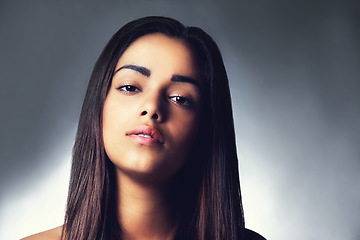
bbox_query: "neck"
[115,170,177,240]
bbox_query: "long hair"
[63,16,244,240]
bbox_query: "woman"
[23,16,265,240]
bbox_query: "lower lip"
[129,135,161,146]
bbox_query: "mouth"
[126,125,164,145]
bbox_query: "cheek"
[170,111,200,151]
[103,101,120,137]
[102,98,131,155]
[103,94,134,131]
[102,101,116,158]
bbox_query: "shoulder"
[21,226,63,240]
[244,228,267,240]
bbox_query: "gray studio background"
[1,1,359,239]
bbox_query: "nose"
[138,92,164,122]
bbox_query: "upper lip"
[126,125,164,144]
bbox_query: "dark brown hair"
[63,16,244,240]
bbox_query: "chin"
[107,147,188,184]
[117,161,183,185]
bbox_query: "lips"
[126,125,164,145]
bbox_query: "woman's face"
[102,33,202,183]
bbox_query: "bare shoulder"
[21,225,63,240]
[244,228,266,240]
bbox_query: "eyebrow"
[114,65,151,77]
[171,75,200,88]
[114,64,200,88]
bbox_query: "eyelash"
[117,85,195,108]
[117,85,140,94]
[169,95,194,108]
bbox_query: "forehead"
[116,33,198,78]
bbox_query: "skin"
[21,226,62,240]
[103,33,202,184]
[104,33,202,240]
[22,33,202,240]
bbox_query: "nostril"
[141,111,147,116]
[152,113,159,120]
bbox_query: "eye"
[169,95,195,108]
[117,85,140,94]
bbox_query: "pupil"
[177,96,185,103]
